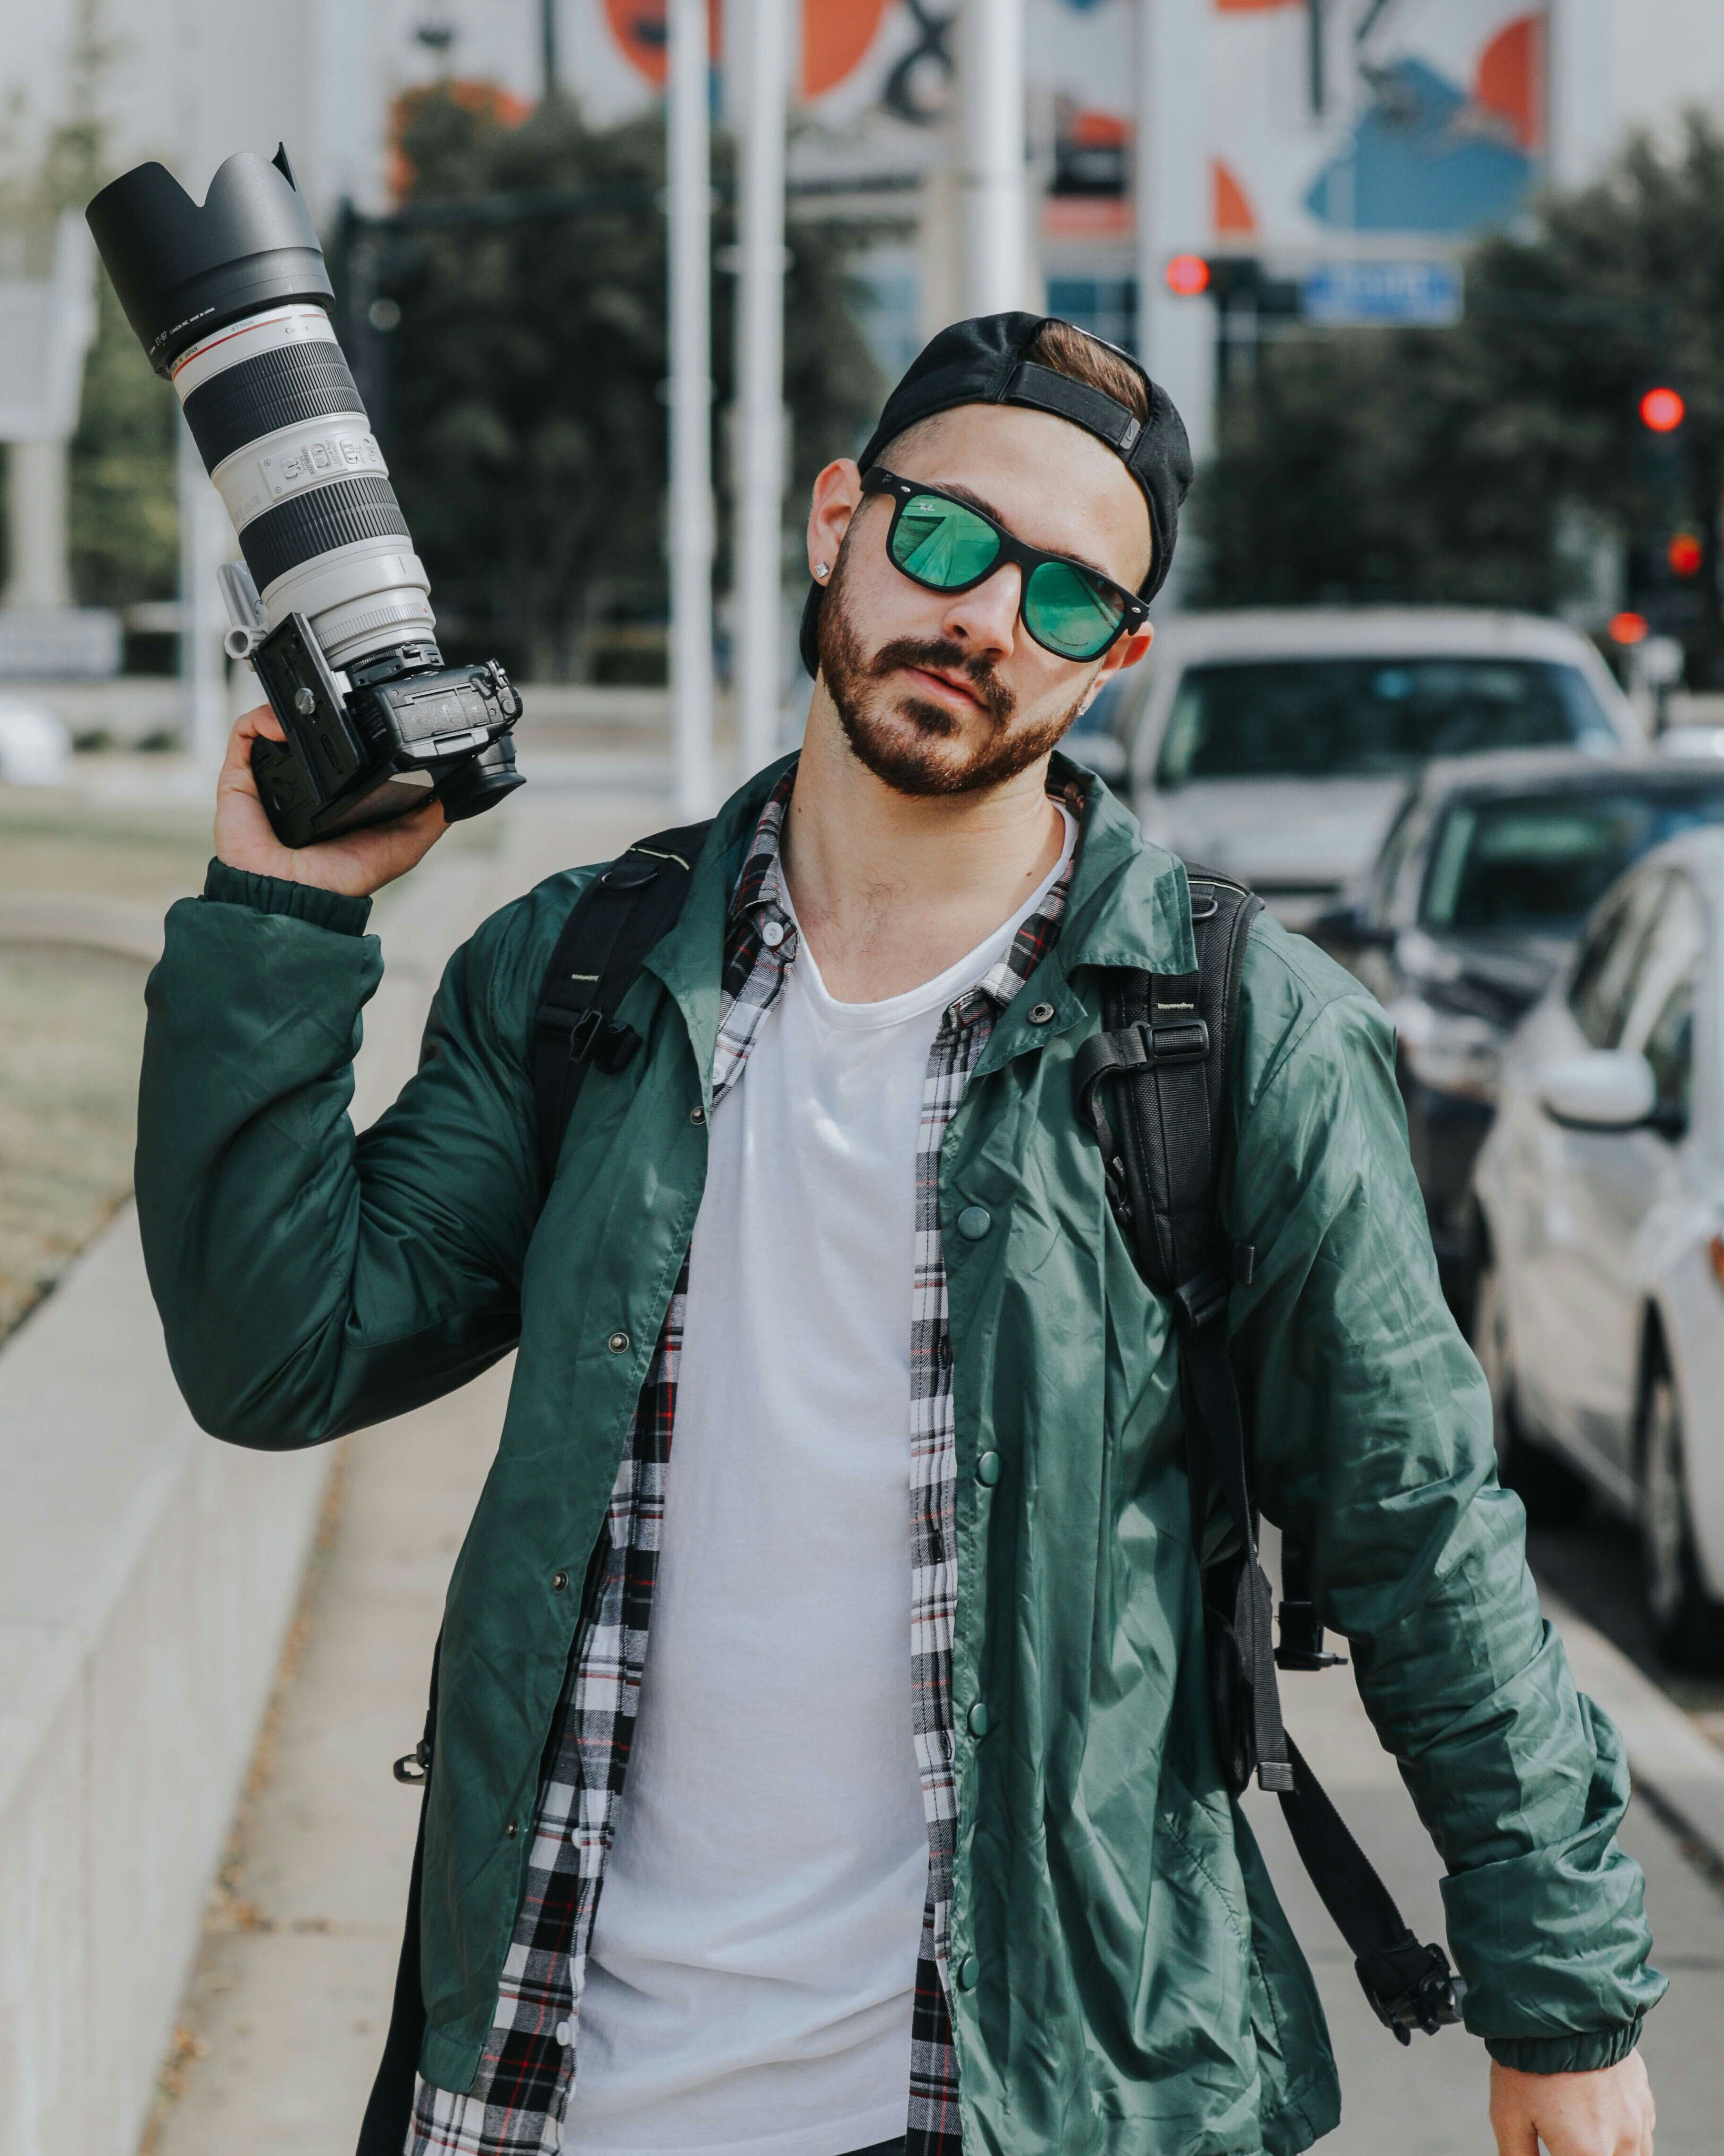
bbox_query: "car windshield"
[1155,656,1619,786]
[1420,782,1724,934]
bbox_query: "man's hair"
[1024,318,1150,425]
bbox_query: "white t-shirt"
[565,810,1077,2156]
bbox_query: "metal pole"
[542,0,558,103]
[956,0,1029,316]
[734,0,790,774]
[668,0,715,816]
[1135,0,1214,471]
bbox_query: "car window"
[1154,657,1619,787]
[1568,876,1668,1049]
[1418,780,1724,935]
[1372,793,1422,915]
[1641,973,1696,1135]
[1620,875,1706,1061]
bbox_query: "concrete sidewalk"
[139,775,1724,2154]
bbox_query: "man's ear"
[807,458,863,580]
[1076,623,1154,712]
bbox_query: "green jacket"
[137,757,1662,2153]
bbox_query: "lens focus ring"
[182,341,365,472]
[240,474,412,595]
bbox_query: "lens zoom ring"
[183,342,366,471]
[241,476,410,593]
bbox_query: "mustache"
[869,636,1016,725]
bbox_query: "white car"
[1472,830,1724,1669]
[1109,608,1642,927]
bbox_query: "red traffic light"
[1640,387,1686,433]
[1165,253,1212,297]
[1669,532,1704,577]
[1609,611,1650,646]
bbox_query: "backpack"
[357,828,1458,2153]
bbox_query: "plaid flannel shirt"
[411,769,1079,2156]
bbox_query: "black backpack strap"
[1074,863,1463,2045]
[356,1638,440,2154]
[530,821,713,1187]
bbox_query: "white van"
[1100,609,1642,927]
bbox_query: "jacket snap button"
[761,918,786,948]
[607,1330,630,1354]
[506,1821,518,1839]
[555,2020,573,2048]
[552,1570,569,1592]
[968,1701,990,1736]
[690,1104,706,1125]
[976,1450,1001,1486]
[957,1953,980,1991]
[1027,1001,1055,1024]
[957,1205,991,1241]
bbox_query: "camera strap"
[1073,866,1464,2046]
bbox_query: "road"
[132,753,1724,2155]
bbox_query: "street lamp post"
[957,0,1031,316]
[734,0,791,776]
[667,0,715,817]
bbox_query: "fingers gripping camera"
[87,144,524,846]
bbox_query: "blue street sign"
[1300,259,1465,327]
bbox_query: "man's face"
[807,402,1156,798]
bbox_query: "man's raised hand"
[215,703,447,899]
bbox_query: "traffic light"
[1640,386,1686,434]
[1609,611,1649,646]
[1165,253,1211,297]
[1669,532,1703,578]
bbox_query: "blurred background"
[7,4,1724,2153]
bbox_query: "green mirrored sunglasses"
[860,466,1148,663]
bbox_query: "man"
[137,315,1662,2156]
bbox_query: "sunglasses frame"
[860,465,1150,662]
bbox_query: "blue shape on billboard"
[1305,59,1536,235]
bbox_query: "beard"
[815,548,1087,798]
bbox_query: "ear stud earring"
[815,562,829,578]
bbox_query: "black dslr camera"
[87,145,523,846]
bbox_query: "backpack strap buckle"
[537,1004,642,1075]
[1173,1266,1230,1334]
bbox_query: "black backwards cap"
[799,310,1193,678]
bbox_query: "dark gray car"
[1316,750,1724,1316]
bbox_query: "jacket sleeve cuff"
[202,859,373,937]
[1485,2017,1644,2075]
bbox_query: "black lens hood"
[86,145,334,376]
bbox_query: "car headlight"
[1390,994,1503,1104]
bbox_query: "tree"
[0,0,178,612]
[1194,114,1724,684]
[364,86,887,681]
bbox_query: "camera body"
[247,615,523,845]
[87,144,524,847]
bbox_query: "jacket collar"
[644,747,1196,1096]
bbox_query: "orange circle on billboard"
[1640,387,1686,433]
[803,0,892,98]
